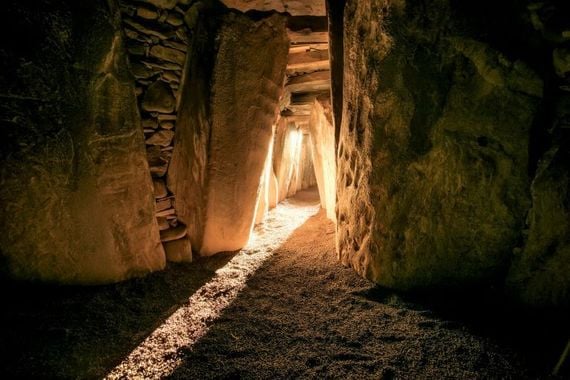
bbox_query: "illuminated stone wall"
[333,0,569,307]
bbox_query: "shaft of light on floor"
[105,196,320,380]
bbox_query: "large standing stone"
[309,99,336,221]
[201,11,288,253]
[168,12,289,255]
[274,120,302,203]
[336,0,542,290]
[298,133,317,191]
[0,0,165,284]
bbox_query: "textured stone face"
[336,0,542,290]
[146,130,175,146]
[0,0,165,284]
[169,12,289,255]
[142,80,176,113]
[150,45,186,65]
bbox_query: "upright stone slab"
[298,134,317,191]
[336,0,542,290]
[169,12,289,255]
[309,99,336,221]
[274,121,301,203]
[0,0,165,284]
[255,135,275,225]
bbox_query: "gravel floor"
[166,191,529,379]
[1,188,567,379]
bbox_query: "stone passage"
[119,0,192,263]
[276,25,336,222]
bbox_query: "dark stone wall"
[0,0,165,283]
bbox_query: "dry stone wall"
[118,0,193,263]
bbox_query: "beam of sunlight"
[106,197,320,379]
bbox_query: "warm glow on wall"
[288,128,302,157]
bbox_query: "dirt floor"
[1,188,568,379]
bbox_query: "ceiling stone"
[220,0,326,16]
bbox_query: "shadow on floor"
[356,285,570,377]
[0,252,236,379]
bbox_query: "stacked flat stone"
[119,0,192,263]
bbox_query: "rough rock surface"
[200,13,289,254]
[169,12,289,255]
[142,80,176,113]
[336,0,542,290]
[0,0,165,283]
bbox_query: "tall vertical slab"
[170,12,289,256]
[0,0,165,284]
[309,99,337,221]
[336,0,541,290]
